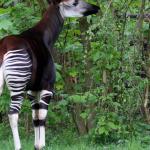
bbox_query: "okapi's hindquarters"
[28,90,53,150]
[3,49,32,150]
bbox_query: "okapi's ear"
[47,0,52,4]
[47,0,62,5]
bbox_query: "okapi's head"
[47,0,100,18]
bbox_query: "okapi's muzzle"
[83,4,100,16]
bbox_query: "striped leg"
[27,91,38,109]
[8,94,24,150]
[34,90,53,150]
[3,49,32,150]
[27,90,39,148]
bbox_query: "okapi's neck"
[34,5,64,50]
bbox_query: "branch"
[126,13,150,22]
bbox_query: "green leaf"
[80,112,88,119]
[0,8,11,15]
[0,19,12,30]
[56,71,62,81]
[69,94,86,103]
[68,68,78,77]
[55,63,62,71]
[107,122,118,130]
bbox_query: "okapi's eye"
[73,0,78,6]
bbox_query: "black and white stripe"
[0,64,4,96]
[27,91,38,108]
[39,90,53,109]
[3,49,32,113]
[27,90,53,126]
[27,90,53,149]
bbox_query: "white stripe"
[4,56,30,63]
[5,72,31,76]
[4,52,28,61]
[10,106,20,111]
[40,100,49,106]
[4,49,24,54]
[31,102,36,106]
[40,90,53,98]
[4,61,31,66]
[11,104,21,109]
[11,91,24,97]
[7,85,26,90]
[8,114,21,150]
[6,77,30,81]
[5,65,31,69]
[11,101,23,104]
[34,126,45,149]
[4,56,30,62]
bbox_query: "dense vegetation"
[0,0,150,149]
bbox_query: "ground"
[1,137,150,150]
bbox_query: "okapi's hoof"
[34,147,38,150]
[15,148,22,150]
[34,146,45,150]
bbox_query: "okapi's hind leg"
[30,90,53,150]
[8,94,24,150]
[3,49,32,150]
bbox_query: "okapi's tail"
[0,63,4,96]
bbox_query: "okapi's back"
[0,35,29,50]
[0,36,29,64]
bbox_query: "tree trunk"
[72,104,87,135]
[135,0,150,123]
[144,84,150,123]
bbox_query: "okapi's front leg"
[27,91,39,148]
[27,91,38,109]
[33,90,53,150]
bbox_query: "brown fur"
[0,4,64,92]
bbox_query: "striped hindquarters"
[3,49,32,113]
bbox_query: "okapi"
[0,0,99,149]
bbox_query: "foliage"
[0,0,150,147]
[0,1,41,38]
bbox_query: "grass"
[1,137,150,150]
